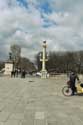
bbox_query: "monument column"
[40,41,48,78]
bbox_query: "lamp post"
[40,41,49,78]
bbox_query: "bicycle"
[62,81,83,96]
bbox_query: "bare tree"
[10,44,21,68]
[35,52,42,71]
[35,51,83,73]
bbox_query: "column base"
[41,70,48,78]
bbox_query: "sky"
[0,0,83,61]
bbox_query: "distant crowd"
[11,69,26,78]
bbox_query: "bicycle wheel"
[62,86,72,96]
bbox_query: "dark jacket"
[70,73,79,86]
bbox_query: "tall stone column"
[40,41,48,78]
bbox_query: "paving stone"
[35,111,44,119]
[24,109,34,120]
[9,113,24,120]
[34,119,47,125]
[0,76,83,125]
[0,103,5,111]
[0,111,10,122]
[48,121,57,125]
[0,122,4,125]
[3,103,16,112]
[4,120,20,125]
[21,119,34,125]
[12,104,25,113]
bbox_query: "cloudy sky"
[0,0,83,61]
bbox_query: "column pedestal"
[4,62,13,76]
[41,70,48,78]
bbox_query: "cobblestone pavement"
[0,75,83,125]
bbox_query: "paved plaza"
[0,75,83,125]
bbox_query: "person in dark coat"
[69,71,80,95]
[15,69,18,77]
[11,70,15,78]
[21,70,26,78]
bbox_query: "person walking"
[21,70,26,78]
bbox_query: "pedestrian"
[15,69,18,77]
[69,71,80,95]
[21,70,26,78]
[11,70,15,78]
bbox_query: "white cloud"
[0,0,83,61]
